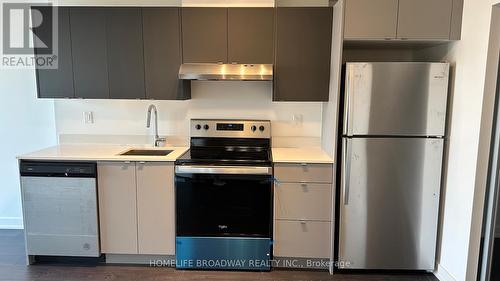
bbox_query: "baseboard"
[0,217,23,229]
[434,264,458,281]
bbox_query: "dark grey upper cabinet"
[344,0,463,41]
[143,8,189,100]
[33,7,74,98]
[274,7,333,102]
[106,8,145,99]
[344,0,398,40]
[397,0,453,40]
[227,8,274,64]
[70,8,109,99]
[181,8,228,63]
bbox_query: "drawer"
[274,163,333,183]
[273,220,331,259]
[275,183,332,221]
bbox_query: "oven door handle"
[175,165,273,175]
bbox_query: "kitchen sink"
[120,149,173,156]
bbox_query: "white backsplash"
[54,81,323,147]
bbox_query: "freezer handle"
[342,138,352,205]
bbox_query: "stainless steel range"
[174,119,273,271]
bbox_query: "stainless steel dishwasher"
[20,161,100,257]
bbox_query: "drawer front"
[274,163,333,183]
[274,220,331,259]
[275,183,332,221]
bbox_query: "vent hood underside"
[178,63,273,81]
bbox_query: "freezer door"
[338,137,443,270]
[344,62,449,136]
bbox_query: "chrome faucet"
[146,104,166,147]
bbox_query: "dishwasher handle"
[20,161,97,178]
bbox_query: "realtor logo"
[1,2,58,69]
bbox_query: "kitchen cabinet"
[143,8,189,100]
[98,162,138,254]
[70,8,109,99]
[344,0,398,40]
[33,7,74,98]
[397,0,453,40]
[273,163,333,260]
[97,162,175,255]
[274,7,333,102]
[181,8,228,63]
[227,8,274,64]
[274,221,331,259]
[136,162,175,255]
[344,0,463,41]
[106,8,146,99]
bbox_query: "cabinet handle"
[139,161,146,164]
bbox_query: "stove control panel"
[191,119,271,139]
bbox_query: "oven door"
[175,166,273,238]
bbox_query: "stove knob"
[251,125,257,132]
[259,125,265,132]
[203,124,210,130]
[195,124,201,130]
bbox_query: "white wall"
[0,69,57,229]
[54,81,323,146]
[416,1,500,281]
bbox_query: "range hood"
[178,63,273,81]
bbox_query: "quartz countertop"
[271,147,334,164]
[17,144,189,162]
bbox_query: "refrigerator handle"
[342,138,352,205]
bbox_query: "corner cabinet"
[344,0,464,41]
[274,7,333,102]
[98,162,175,255]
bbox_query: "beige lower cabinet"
[98,161,175,255]
[274,220,331,259]
[98,162,138,254]
[136,162,175,255]
[273,163,334,260]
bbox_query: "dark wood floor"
[0,230,437,281]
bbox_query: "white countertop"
[271,147,334,164]
[17,144,189,162]
[19,145,333,164]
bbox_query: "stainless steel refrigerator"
[338,62,449,271]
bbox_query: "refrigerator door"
[338,137,443,270]
[343,62,449,137]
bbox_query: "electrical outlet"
[84,111,94,124]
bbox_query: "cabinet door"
[143,8,188,100]
[32,7,74,98]
[227,8,274,64]
[397,0,453,40]
[274,7,332,101]
[70,7,109,99]
[181,8,227,63]
[106,8,145,99]
[344,0,398,40]
[97,162,138,254]
[136,162,175,255]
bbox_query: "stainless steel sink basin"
[120,149,173,156]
